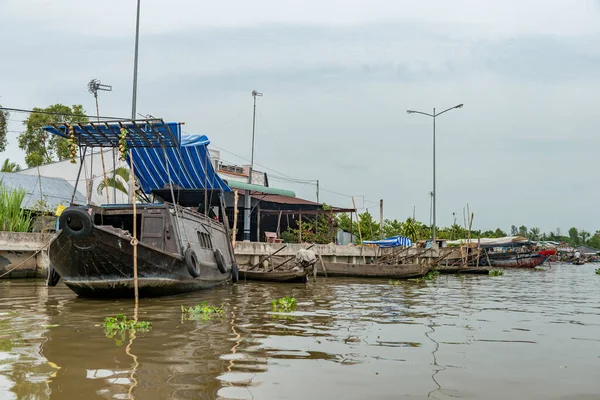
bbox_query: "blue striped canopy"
[363,236,413,248]
[129,134,230,194]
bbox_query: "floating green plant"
[181,302,225,321]
[489,269,504,276]
[595,268,600,275]
[102,314,151,346]
[423,270,440,280]
[103,314,151,332]
[271,296,297,313]
[388,280,401,285]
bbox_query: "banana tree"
[97,167,130,196]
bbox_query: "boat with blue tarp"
[43,119,238,298]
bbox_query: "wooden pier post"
[232,189,239,247]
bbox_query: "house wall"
[19,149,129,206]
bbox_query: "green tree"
[1,159,21,173]
[579,229,590,245]
[568,227,579,246]
[0,106,8,152]
[510,225,518,236]
[518,225,528,237]
[587,231,600,249]
[18,104,87,167]
[528,227,541,241]
[494,228,507,238]
[97,167,130,196]
[382,218,403,238]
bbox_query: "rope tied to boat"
[130,238,138,246]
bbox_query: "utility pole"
[128,0,141,204]
[316,180,320,203]
[379,199,383,239]
[243,90,262,241]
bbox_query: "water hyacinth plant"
[271,296,297,313]
[102,314,152,333]
[181,302,225,321]
[489,269,504,276]
[595,268,600,275]
[102,314,152,346]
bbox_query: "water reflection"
[0,265,599,399]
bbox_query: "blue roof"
[129,134,230,193]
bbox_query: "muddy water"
[1,264,599,400]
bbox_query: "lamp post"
[243,90,263,241]
[406,104,463,244]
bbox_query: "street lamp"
[243,90,263,241]
[406,104,463,245]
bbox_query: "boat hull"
[239,269,309,283]
[320,262,428,279]
[49,226,230,298]
[486,253,547,268]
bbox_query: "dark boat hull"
[486,253,547,268]
[320,262,428,279]
[239,269,309,283]
[49,227,230,298]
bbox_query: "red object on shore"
[538,249,557,256]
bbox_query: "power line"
[0,106,127,121]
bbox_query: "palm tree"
[1,159,22,173]
[97,167,130,196]
[529,227,541,241]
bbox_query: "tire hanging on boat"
[46,262,60,287]
[214,248,227,274]
[184,247,201,278]
[59,207,93,238]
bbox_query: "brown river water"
[1,264,599,400]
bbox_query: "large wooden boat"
[49,202,237,297]
[43,119,238,298]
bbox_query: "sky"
[1,0,599,234]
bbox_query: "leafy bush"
[489,269,504,276]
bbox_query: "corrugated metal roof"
[251,194,319,206]
[225,180,296,197]
[0,172,86,211]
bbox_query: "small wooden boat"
[239,268,309,283]
[573,259,585,265]
[319,262,428,279]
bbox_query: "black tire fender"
[214,249,227,274]
[59,207,92,238]
[184,247,201,278]
[231,262,239,283]
[47,262,60,287]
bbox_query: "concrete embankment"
[0,232,53,279]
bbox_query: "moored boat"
[44,119,238,298]
[319,262,429,279]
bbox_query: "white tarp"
[447,236,529,247]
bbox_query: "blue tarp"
[129,134,230,194]
[363,236,413,248]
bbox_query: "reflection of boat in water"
[43,120,238,298]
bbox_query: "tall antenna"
[87,78,113,204]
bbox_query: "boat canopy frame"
[43,118,181,149]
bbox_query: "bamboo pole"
[100,148,110,204]
[130,150,139,305]
[232,189,239,247]
[379,199,383,240]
